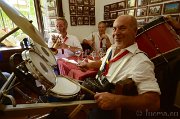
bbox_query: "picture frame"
[48,9,56,17]
[89,7,95,16]
[136,7,147,17]
[89,0,95,6]
[127,0,136,8]
[49,18,56,27]
[148,5,162,16]
[84,16,89,25]
[77,6,83,15]
[48,1,56,8]
[136,18,146,27]
[77,16,84,25]
[149,0,163,4]
[84,0,89,5]
[90,16,95,25]
[137,0,148,7]
[69,0,76,4]
[76,0,84,5]
[117,1,126,10]
[126,9,135,16]
[110,3,118,11]
[163,2,180,14]
[83,6,89,15]
[69,5,77,15]
[117,10,125,17]
[104,12,110,20]
[70,16,77,26]
[110,12,117,19]
[104,5,110,12]
[146,17,154,23]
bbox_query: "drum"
[32,42,57,66]
[21,50,56,91]
[49,76,80,99]
[136,16,180,60]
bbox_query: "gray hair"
[56,17,68,28]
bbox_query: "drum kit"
[0,0,94,107]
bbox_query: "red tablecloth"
[57,56,98,80]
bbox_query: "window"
[0,0,37,39]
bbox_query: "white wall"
[62,0,121,42]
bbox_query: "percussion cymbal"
[0,0,48,48]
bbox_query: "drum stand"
[0,72,41,107]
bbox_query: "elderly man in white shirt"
[79,15,160,119]
[48,17,82,59]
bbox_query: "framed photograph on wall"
[70,16,77,26]
[127,0,136,8]
[48,9,56,17]
[83,6,89,15]
[150,0,163,4]
[126,9,135,16]
[117,10,125,17]
[117,1,126,10]
[104,5,110,12]
[89,0,95,6]
[89,7,95,16]
[84,0,89,5]
[48,0,56,8]
[49,18,56,27]
[104,12,110,20]
[69,0,76,4]
[137,18,146,27]
[84,16,89,25]
[77,6,83,15]
[77,16,84,25]
[148,5,162,16]
[110,3,118,11]
[90,17,95,25]
[69,5,77,15]
[164,2,180,14]
[146,17,153,23]
[136,7,147,17]
[77,0,84,5]
[137,0,148,7]
[110,12,117,19]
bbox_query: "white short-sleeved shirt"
[84,32,114,51]
[48,33,82,59]
[99,43,161,95]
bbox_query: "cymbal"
[0,0,48,48]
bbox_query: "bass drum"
[21,50,56,92]
[49,76,80,100]
[32,41,57,66]
[136,16,180,63]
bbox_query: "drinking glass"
[75,50,82,64]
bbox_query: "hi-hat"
[0,0,47,48]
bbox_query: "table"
[57,56,98,80]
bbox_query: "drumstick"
[68,104,84,119]
[60,75,96,96]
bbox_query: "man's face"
[56,20,67,34]
[113,16,136,45]
[98,23,106,35]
